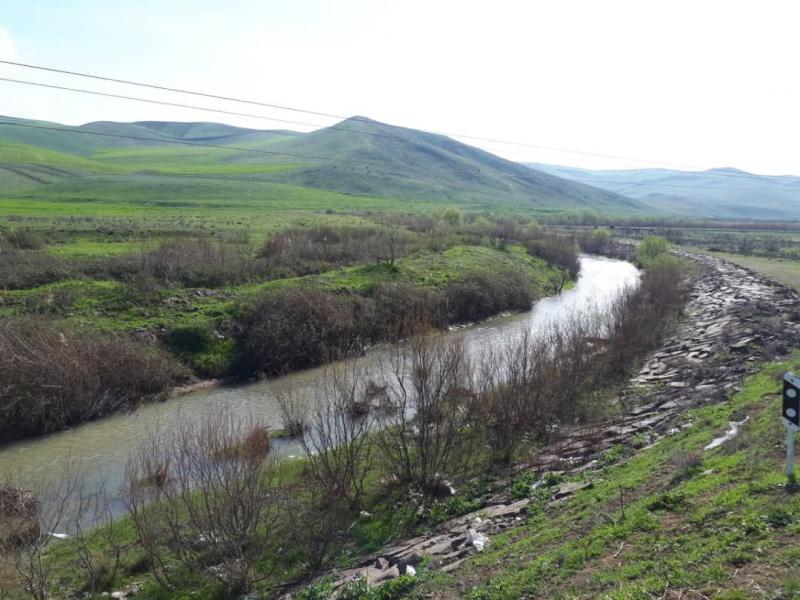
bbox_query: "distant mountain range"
[0,115,644,215]
[3,114,795,219]
[525,162,800,220]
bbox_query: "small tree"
[123,413,282,595]
[376,334,475,492]
[0,463,84,600]
[288,365,374,508]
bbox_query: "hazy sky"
[1,0,799,174]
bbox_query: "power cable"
[2,58,792,179]
[1,119,799,193]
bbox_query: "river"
[0,255,638,516]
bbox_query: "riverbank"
[3,251,691,599]
[0,255,634,507]
[293,252,800,598]
[0,241,572,443]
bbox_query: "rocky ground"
[287,252,800,597]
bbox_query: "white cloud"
[0,28,17,60]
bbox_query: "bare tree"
[475,327,549,464]
[70,478,125,594]
[0,462,84,600]
[123,413,282,595]
[376,334,475,493]
[294,365,375,508]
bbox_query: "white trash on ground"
[467,528,487,551]
[704,416,749,450]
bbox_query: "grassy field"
[8,351,798,599]
[414,353,800,599]
[708,252,800,291]
[0,243,562,375]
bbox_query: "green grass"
[708,251,800,291]
[15,354,800,599]
[45,238,143,257]
[0,244,565,377]
[416,353,800,599]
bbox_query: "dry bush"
[70,479,125,594]
[0,464,83,600]
[260,225,414,275]
[290,366,375,508]
[123,413,282,595]
[444,271,536,323]
[604,256,689,375]
[473,314,608,463]
[475,328,550,464]
[376,334,476,492]
[234,288,377,376]
[282,480,354,572]
[0,229,44,251]
[0,249,76,289]
[90,238,268,287]
[542,312,610,425]
[0,320,191,441]
[524,231,580,276]
[372,282,444,338]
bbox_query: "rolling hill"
[526,162,800,220]
[0,114,645,215]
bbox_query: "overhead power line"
[1,58,791,180]
[1,119,798,193]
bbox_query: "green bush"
[165,325,213,354]
[636,236,670,265]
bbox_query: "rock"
[367,565,400,585]
[555,481,593,499]
[730,338,753,351]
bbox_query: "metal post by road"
[788,427,795,481]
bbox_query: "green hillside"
[0,115,645,215]
[527,162,800,220]
[269,117,645,212]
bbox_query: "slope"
[263,116,646,213]
[0,114,644,214]
[527,162,800,219]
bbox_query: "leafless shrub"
[0,249,76,289]
[444,271,536,324]
[276,386,311,438]
[0,229,44,251]
[282,480,353,572]
[0,464,83,600]
[0,320,191,442]
[373,283,444,338]
[524,231,580,277]
[604,256,689,376]
[259,225,414,275]
[234,288,377,376]
[376,334,476,492]
[475,327,549,464]
[295,365,375,508]
[90,238,268,287]
[70,479,125,594]
[123,413,283,595]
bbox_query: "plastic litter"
[704,416,749,450]
[405,565,417,576]
[467,528,487,551]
